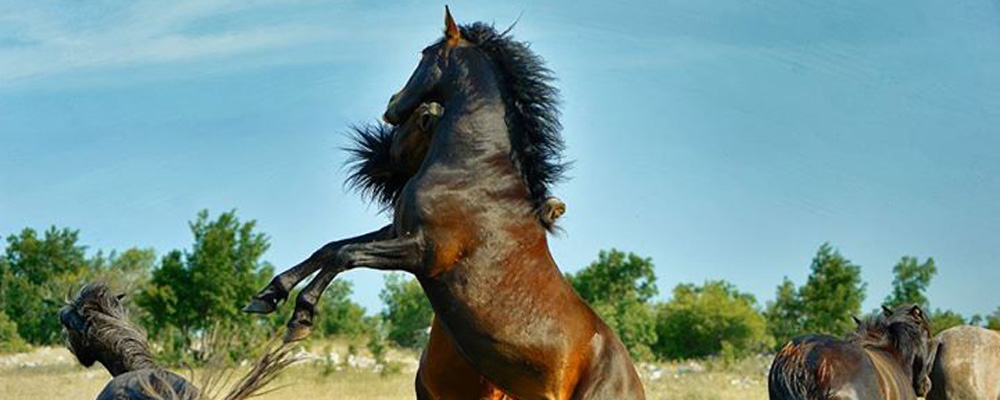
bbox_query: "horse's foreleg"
[284,264,341,342]
[334,233,424,272]
[244,225,395,314]
[282,229,422,342]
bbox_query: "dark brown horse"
[926,325,1000,400]
[61,282,296,400]
[769,305,937,400]
[246,8,644,400]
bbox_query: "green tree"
[653,280,773,360]
[765,277,804,348]
[566,249,658,360]
[379,273,432,348]
[929,309,965,335]
[0,310,28,354]
[884,256,936,309]
[136,210,273,357]
[798,243,867,336]
[317,280,372,337]
[1,227,94,344]
[986,308,1000,330]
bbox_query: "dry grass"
[0,344,769,400]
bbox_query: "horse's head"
[384,7,471,124]
[60,283,126,368]
[884,304,936,397]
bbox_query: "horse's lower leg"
[285,266,339,342]
[244,225,394,314]
[284,233,424,342]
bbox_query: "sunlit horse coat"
[768,305,937,400]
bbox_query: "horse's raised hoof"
[242,297,277,314]
[242,286,287,314]
[284,324,313,343]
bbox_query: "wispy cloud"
[0,0,339,85]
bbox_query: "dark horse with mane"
[244,8,644,400]
[769,304,937,400]
[61,282,296,400]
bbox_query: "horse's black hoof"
[284,324,313,343]
[242,298,277,314]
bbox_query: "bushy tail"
[195,332,303,400]
[344,122,408,210]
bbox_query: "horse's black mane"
[847,306,930,367]
[65,281,158,372]
[459,22,568,215]
[344,23,567,230]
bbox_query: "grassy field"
[0,342,769,400]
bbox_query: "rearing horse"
[246,8,644,400]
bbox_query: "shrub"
[653,280,773,360]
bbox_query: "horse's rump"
[927,325,1000,400]
[770,335,845,400]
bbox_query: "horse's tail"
[768,339,831,400]
[196,336,302,400]
[344,121,407,210]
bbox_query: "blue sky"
[2,0,998,317]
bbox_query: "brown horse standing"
[246,7,644,400]
[769,305,937,400]
[927,325,1000,400]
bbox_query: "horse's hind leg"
[244,225,395,314]
[416,317,507,400]
[572,326,645,400]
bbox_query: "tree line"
[2,210,998,362]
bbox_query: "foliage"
[318,281,373,337]
[1,227,94,344]
[765,278,804,348]
[135,210,274,362]
[567,249,658,360]
[884,256,936,309]
[797,243,867,336]
[653,280,773,360]
[567,249,658,303]
[929,309,966,336]
[0,310,28,354]
[378,273,432,349]
[986,307,1000,330]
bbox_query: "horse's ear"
[852,315,862,326]
[444,6,460,43]
[909,305,924,319]
[882,305,893,316]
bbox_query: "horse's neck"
[96,339,157,377]
[864,348,914,397]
